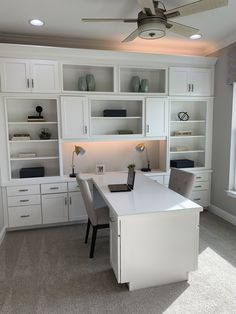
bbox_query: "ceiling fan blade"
[166,0,228,17]
[137,0,156,16]
[168,21,200,37]
[122,29,139,43]
[82,18,137,23]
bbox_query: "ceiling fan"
[82,0,228,42]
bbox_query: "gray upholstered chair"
[168,168,195,198]
[77,177,109,258]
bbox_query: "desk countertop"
[80,172,203,217]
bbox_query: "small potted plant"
[39,128,51,140]
[127,164,136,170]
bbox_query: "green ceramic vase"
[140,79,149,93]
[78,76,87,91]
[130,76,140,92]
[86,74,96,91]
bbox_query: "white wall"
[62,140,165,175]
[210,43,236,216]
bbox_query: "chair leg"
[89,226,98,258]
[85,219,91,244]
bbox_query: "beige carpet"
[0,211,235,314]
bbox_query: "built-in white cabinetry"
[145,98,168,137]
[109,208,120,282]
[0,59,59,93]
[5,97,61,179]
[90,97,143,137]
[7,184,42,227]
[61,96,89,139]
[68,181,87,221]
[5,180,87,228]
[42,192,68,224]
[169,97,213,169]
[169,67,213,96]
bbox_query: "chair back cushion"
[77,177,98,225]
[168,168,195,198]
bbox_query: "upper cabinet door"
[1,59,31,92]
[189,68,212,96]
[61,96,89,139]
[30,60,59,93]
[169,67,213,96]
[169,68,189,96]
[146,98,168,137]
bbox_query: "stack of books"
[11,134,31,141]
[27,115,45,122]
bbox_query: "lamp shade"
[74,145,86,156]
[136,143,145,152]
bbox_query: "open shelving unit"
[6,97,61,179]
[62,64,115,93]
[90,98,144,136]
[119,66,166,94]
[169,99,209,169]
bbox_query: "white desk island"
[81,172,203,291]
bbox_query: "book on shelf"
[27,116,45,122]
[18,153,37,158]
[11,134,31,141]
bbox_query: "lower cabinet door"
[42,193,68,224]
[8,205,42,227]
[190,190,209,208]
[68,192,87,221]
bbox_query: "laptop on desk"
[108,169,136,192]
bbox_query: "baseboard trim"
[0,226,6,246]
[208,204,236,226]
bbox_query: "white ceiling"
[0,0,236,56]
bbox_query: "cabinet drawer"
[41,183,67,194]
[68,181,80,192]
[190,191,209,208]
[193,181,209,191]
[7,185,40,196]
[8,205,42,227]
[194,173,209,182]
[149,176,164,184]
[8,195,40,207]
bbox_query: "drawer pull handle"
[69,197,72,205]
[20,215,30,218]
[196,177,202,179]
[109,217,116,223]
[50,187,59,190]
[20,199,29,203]
[195,185,202,188]
[194,198,201,201]
[19,189,28,192]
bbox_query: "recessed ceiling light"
[29,19,45,27]
[190,34,202,40]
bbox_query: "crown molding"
[0,32,217,65]
[205,33,236,56]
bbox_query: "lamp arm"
[71,150,75,168]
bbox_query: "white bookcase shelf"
[62,64,114,93]
[119,67,166,94]
[169,98,211,169]
[90,98,143,136]
[5,97,61,179]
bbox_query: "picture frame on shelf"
[96,164,105,175]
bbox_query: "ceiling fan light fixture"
[138,22,166,39]
[190,33,202,40]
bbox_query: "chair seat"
[95,206,109,225]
